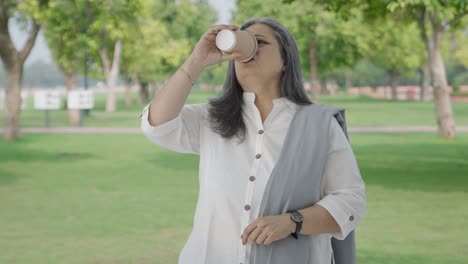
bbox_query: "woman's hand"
[190,24,243,69]
[241,214,295,246]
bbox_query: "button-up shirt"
[140,92,366,264]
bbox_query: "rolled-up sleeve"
[140,102,206,155]
[315,117,367,240]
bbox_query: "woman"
[141,17,366,264]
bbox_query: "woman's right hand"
[190,24,243,69]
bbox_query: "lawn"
[1,89,468,128]
[1,132,467,263]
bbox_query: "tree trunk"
[4,66,23,140]
[389,71,400,101]
[419,64,430,101]
[139,82,149,104]
[124,73,135,108]
[429,27,456,139]
[320,78,327,95]
[125,73,140,107]
[64,72,80,126]
[308,41,320,103]
[99,40,122,113]
[418,8,456,139]
[0,15,40,140]
[124,84,132,107]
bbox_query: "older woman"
[141,17,366,264]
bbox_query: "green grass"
[1,90,468,128]
[1,132,467,263]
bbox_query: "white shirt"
[140,92,366,264]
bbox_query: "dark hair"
[207,17,312,144]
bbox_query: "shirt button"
[258,129,264,134]
[349,215,354,221]
[244,205,251,211]
[249,176,255,181]
[256,154,261,159]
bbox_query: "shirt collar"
[242,92,296,110]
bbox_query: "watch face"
[292,211,303,222]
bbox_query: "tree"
[286,0,468,138]
[120,13,187,104]
[367,19,422,100]
[0,0,49,140]
[84,0,142,112]
[385,0,467,138]
[44,0,87,126]
[120,0,217,104]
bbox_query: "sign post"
[33,90,61,127]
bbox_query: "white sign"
[34,90,62,110]
[1,90,29,111]
[21,91,27,110]
[67,90,94,109]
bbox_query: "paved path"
[1,126,468,134]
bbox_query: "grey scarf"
[249,103,355,264]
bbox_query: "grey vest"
[249,103,355,264]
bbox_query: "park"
[1,0,468,263]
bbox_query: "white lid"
[215,29,236,51]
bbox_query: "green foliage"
[17,0,50,23]
[44,0,86,75]
[367,19,423,77]
[452,71,468,88]
[43,0,144,81]
[348,59,388,87]
[121,0,218,84]
[449,24,468,68]
[386,0,468,26]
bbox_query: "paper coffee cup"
[215,29,258,63]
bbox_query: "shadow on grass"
[0,136,96,185]
[355,140,468,193]
[144,135,468,193]
[0,142,95,163]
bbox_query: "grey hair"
[207,17,312,144]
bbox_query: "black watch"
[287,210,303,239]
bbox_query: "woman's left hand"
[241,214,295,245]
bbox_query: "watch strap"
[287,210,302,240]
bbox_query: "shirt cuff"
[140,103,182,137]
[315,195,359,240]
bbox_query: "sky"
[9,0,236,66]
